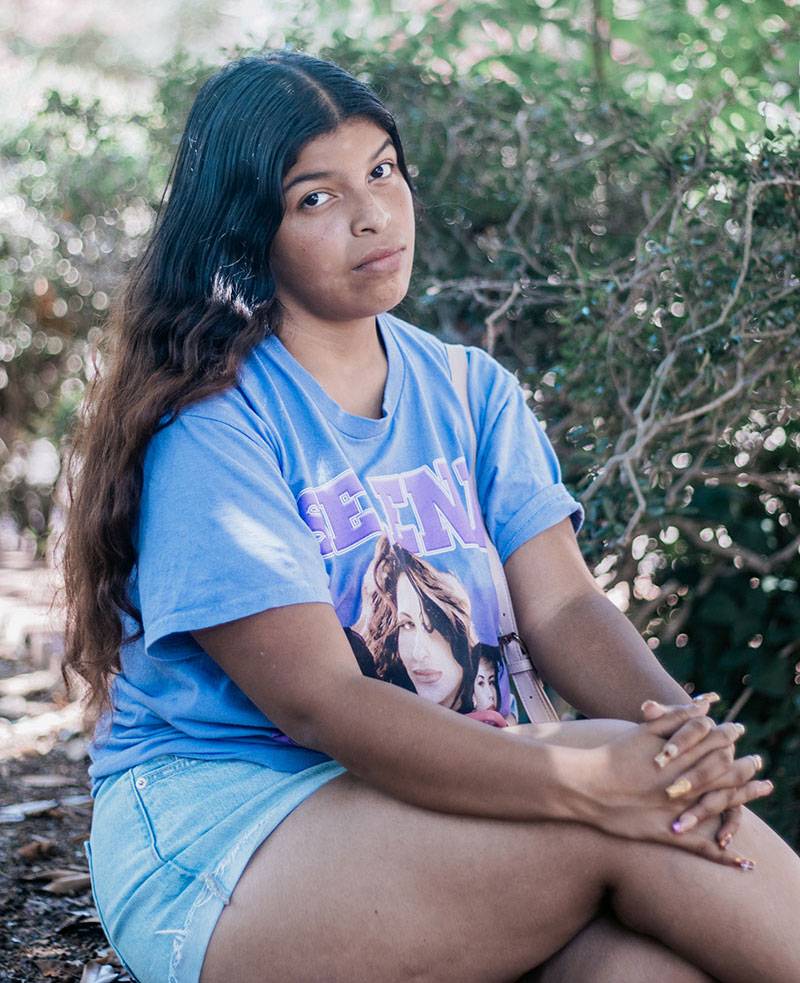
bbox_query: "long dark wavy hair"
[58,48,422,726]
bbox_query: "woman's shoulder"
[151,379,279,460]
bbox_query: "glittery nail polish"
[738,858,756,871]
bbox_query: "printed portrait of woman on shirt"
[472,642,502,712]
[345,532,517,724]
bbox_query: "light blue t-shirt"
[88,310,583,795]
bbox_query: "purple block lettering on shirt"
[299,470,383,556]
[402,456,486,554]
[298,456,487,561]
[319,471,384,553]
[296,487,331,552]
[451,456,486,546]
[367,474,419,553]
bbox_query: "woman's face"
[473,657,498,711]
[270,117,416,326]
[394,572,463,708]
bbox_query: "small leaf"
[43,872,92,895]
[16,836,57,861]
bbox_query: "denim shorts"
[84,754,348,983]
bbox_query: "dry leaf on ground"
[16,834,58,859]
[80,961,126,982]
[43,871,92,894]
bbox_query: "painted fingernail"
[719,832,733,849]
[666,777,693,798]
[671,815,698,833]
[737,857,756,871]
[654,742,679,768]
[693,692,720,703]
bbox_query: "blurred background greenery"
[1,0,798,843]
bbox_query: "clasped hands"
[639,692,773,869]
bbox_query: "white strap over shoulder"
[445,342,560,724]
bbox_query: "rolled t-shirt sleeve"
[136,412,333,657]
[466,346,584,565]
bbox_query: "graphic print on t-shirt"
[296,454,518,727]
[343,532,516,727]
[298,454,483,559]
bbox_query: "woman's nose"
[352,191,390,233]
[411,628,432,662]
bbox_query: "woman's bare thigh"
[199,768,612,983]
[198,717,682,983]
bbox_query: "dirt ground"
[0,549,132,982]
[0,743,131,982]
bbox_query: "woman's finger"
[663,740,747,798]
[672,827,757,871]
[642,701,718,741]
[667,750,765,802]
[653,719,744,769]
[716,805,744,851]
[640,692,720,722]
[670,779,774,834]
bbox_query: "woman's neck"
[277,313,387,382]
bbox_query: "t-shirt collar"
[262,311,404,439]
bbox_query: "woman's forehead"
[290,119,389,168]
[395,572,420,610]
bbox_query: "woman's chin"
[417,684,457,707]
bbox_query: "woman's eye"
[299,162,395,210]
[300,190,331,210]
[372,161,395,179]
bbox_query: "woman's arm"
[192,601,753,867]
[192,601,594,824]
[504,518,692,721]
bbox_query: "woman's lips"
[353,247,405,273]
[411,669,443,683]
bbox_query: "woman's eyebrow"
[283,136,394,193]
